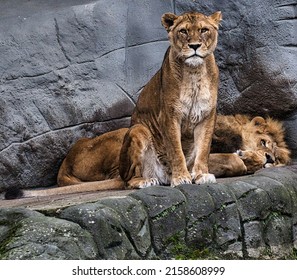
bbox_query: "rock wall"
[1,166,297,259]
[0,0,296,191]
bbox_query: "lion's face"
[161,12,222,67]
[240,133,276,173]
[251,134,290,167]
[244,133,274,153]
[236,149,275,174]
[235,116,291,173]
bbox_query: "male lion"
[56,114,289,188]
[4,11,223,199]
[209,114,291,177]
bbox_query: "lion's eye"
[179,29,187,35]
[201,28,209,33]
[261,139,266,147]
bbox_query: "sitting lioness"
[65,11,222,188]
[119,11,222,188]
[4,11,223,199]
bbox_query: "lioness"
[65,11,222,189]
[119,11,222,188]
[4,11,222,199]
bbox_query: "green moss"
[0,225,19,258]
[165,234,220,260]
[153,202,184,222]
[174,246,218,260]
[283,248,297,260]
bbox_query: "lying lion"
[5,114,290,199]
[210,114,290,176]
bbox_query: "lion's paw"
[193,173,216,185]
[236,150,244,157]
[137,178,160,189]
[128,177,160,189]
[171,175,192,187]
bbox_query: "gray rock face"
[175,0,297,117]
[0,208,97,259]
[130,186,187,257]
[178,183,242,256]
[1,0,297,190]
[60,196,154,259]
[0,0,172,191]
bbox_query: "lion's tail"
[4,179,125,200]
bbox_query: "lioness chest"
[179,72,214,136]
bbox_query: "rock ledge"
[1,166,297,260]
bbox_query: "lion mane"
[209,114,291,177]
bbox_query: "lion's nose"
[265,153,275,164]
[189,44,201,51]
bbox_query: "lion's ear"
[161,13,178,32]
[251,116,266,126]
[251,116,267,132]
[208,11,222,29]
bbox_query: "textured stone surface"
[0,0,172,191]
[60,197,150,260]
[264,215,293,258]
[1,0,297,192]
[256,167,297,224]
[130,186,187,256]
[284,113,297,159]
[243,221,266,258]
[0,208,97,259]
[95,196,154,258]
[1,166,297,259]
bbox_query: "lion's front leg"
[162,118,192,187]
[191,111,216,184]
[208,153,247,177]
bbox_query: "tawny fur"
[10,114,290,198]
[6,11,223,199]
[4,12,291,199]
[57,114,290,188]
[211,114,291,167]
[118,11,223,188]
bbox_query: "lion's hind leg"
[57,168,84,187]
[119,124,168,189]
[57,158,83,187]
